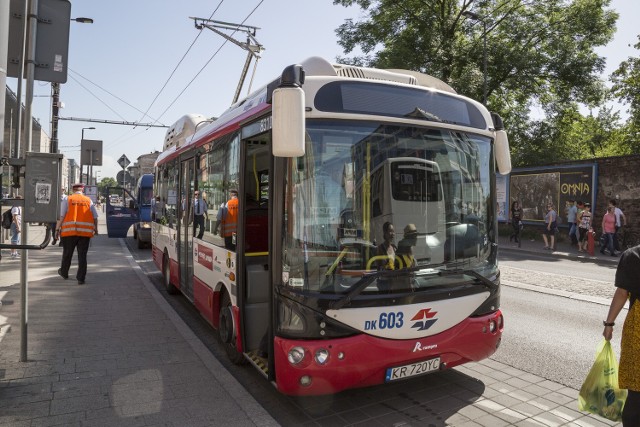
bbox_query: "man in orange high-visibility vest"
[55,183,99,285]
[214,189,238,250]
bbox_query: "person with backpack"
[9,196,23,258]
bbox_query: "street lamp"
[462,10,487,105]
[71,17,94,24]
[81,127,95,184]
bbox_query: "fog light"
[288,346,305,365]
[315,348,329,365]
[489,320,497,333]
[299,375,312,387]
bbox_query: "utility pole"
[50,82,60,153]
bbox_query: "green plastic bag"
[578,339,627,421]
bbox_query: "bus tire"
[163,252,179,295]
[137,235,145,249]
[219,291,245,365]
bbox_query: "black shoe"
[77,280,85,285]
[51,240,57,246]
[57,268,68,279]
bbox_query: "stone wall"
[549,154,640,248]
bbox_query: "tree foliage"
[333,0,620,166]
[610,36,640,152]
[98,177,117,197]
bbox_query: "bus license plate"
[385,357,441,382]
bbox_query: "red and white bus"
[115,57,512,395]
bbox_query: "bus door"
[179,158,195,300]
[238,126,272,364]
[105,187,139,238]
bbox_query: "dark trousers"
[622,389,640,427]
[613,225,621,251]
[60,235,91,281]
[193,214,205,239]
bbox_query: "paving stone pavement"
[0,219,625,426]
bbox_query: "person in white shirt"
[50,188,67,245]
[609,199,626,252]
[193,190,208,239]
[10,195,23,258]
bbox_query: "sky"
[8,0,640,181]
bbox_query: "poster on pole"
[508,164,596,224]
[84,185,98,204]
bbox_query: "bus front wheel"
[163,253,179,295]
[219,291,245,365]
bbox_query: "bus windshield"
[282,120,496,295]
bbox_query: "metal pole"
[89,150,93,186]
[21,0,40,362]
[51,83,60,153]
[0,0,9,159]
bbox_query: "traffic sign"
[118,154,131,169]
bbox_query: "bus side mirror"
[272,86,305,157]
[495,130,511,175]
[271,64,306,158]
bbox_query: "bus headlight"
[315,348,329,365]
[141,222,151,229]
[288,346,305,365]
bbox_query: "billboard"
[508,164,596,224]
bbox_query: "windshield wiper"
[405,107,442,122]
[330,267,421,310]
[436,268,496,289]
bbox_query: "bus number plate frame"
[385,357,441,382]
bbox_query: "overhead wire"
[135,0,226,127]
[153,0,265,123]
[68,68,164,125]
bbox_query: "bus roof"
[156,57,471,167]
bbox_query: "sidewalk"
[1,220,620,427]
[0,216,278,426]
[498,230,621,266]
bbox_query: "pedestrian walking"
[9,195,22,258]
[578,202,592,253]
[609,199,626,251]
[566,199,578,246]
[602,245,640,426]
[542,203,557,250]
[50,187,67,246]
[54,183,99,285]
[510,200,523,244]
[601,205,617,256]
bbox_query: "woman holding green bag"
[603,246,640,427]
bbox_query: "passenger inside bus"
[396,224,418,268]
[376,221,397,270]
[213,189,238,250]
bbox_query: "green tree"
[333,0,618,165]
[98,177,117,198]
[611,35,640,152]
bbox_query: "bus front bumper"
[273,309,503,396]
